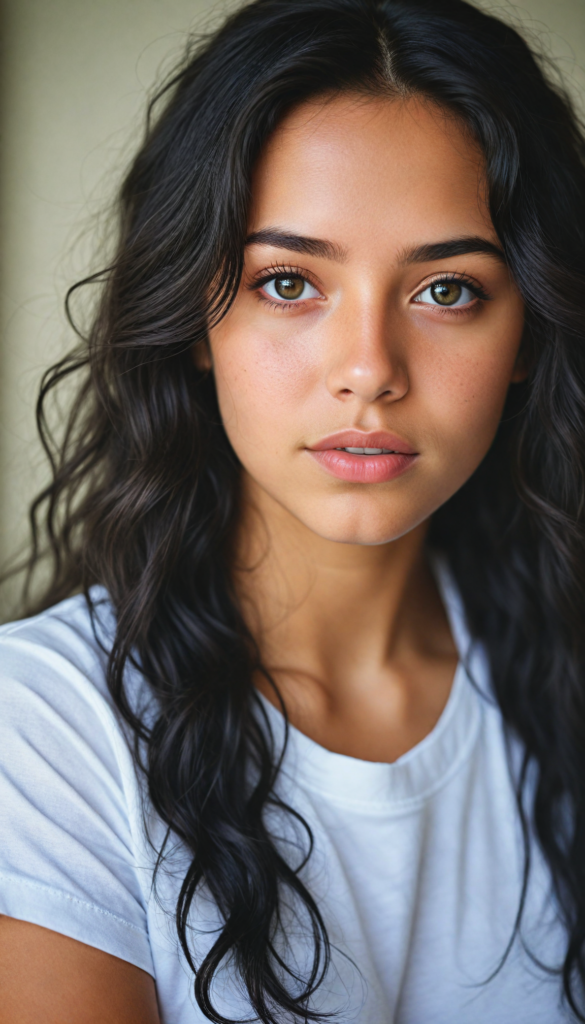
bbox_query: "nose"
[325,302,409,405]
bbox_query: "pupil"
[431,281,462,306]
[275,276,304,300]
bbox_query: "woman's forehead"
[248,94,493,259]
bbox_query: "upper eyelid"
[411,271,490,300]
[247,265,323,291]
[247,266,490,301]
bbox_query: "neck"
[234,475,455,728]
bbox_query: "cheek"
[211,323,320,454]
[419,331,522,476]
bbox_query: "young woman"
[1,0,584,1020]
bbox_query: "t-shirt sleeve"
[0,608,154,976]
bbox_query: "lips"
[307,430,418,484]
[309,431,417,455]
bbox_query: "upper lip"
[309,430,418,454]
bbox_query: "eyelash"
[248,265,323,311]
[414,272,491,316]
[248,266,491,312]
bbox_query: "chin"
[300,508,421,547]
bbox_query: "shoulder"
[0,587,113,694]
[0,588,142,823]
[0,591,155,974]
[0,588,141,746]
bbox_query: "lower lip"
[308,449,418,483]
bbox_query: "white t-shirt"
[0,573,573,1022]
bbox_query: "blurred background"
[0,0,584,613]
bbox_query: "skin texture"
[0,917,159,1023]
[2,93,525,1019]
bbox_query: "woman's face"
[207,94,525,545]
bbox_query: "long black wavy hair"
[19,0,585,1020]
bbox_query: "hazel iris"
[274,276,305,300]
[431,281,462,306]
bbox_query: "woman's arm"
[0,917,160,1024]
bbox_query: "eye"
[262,275,321,303]
[414,279,477,307]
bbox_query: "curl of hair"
[23,0,585,1020]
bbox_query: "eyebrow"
[398,236,506,266]
[245,228,506,267]
[245,228,348,263]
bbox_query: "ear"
[193,338,213,372]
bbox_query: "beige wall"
[1,0,584,607]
